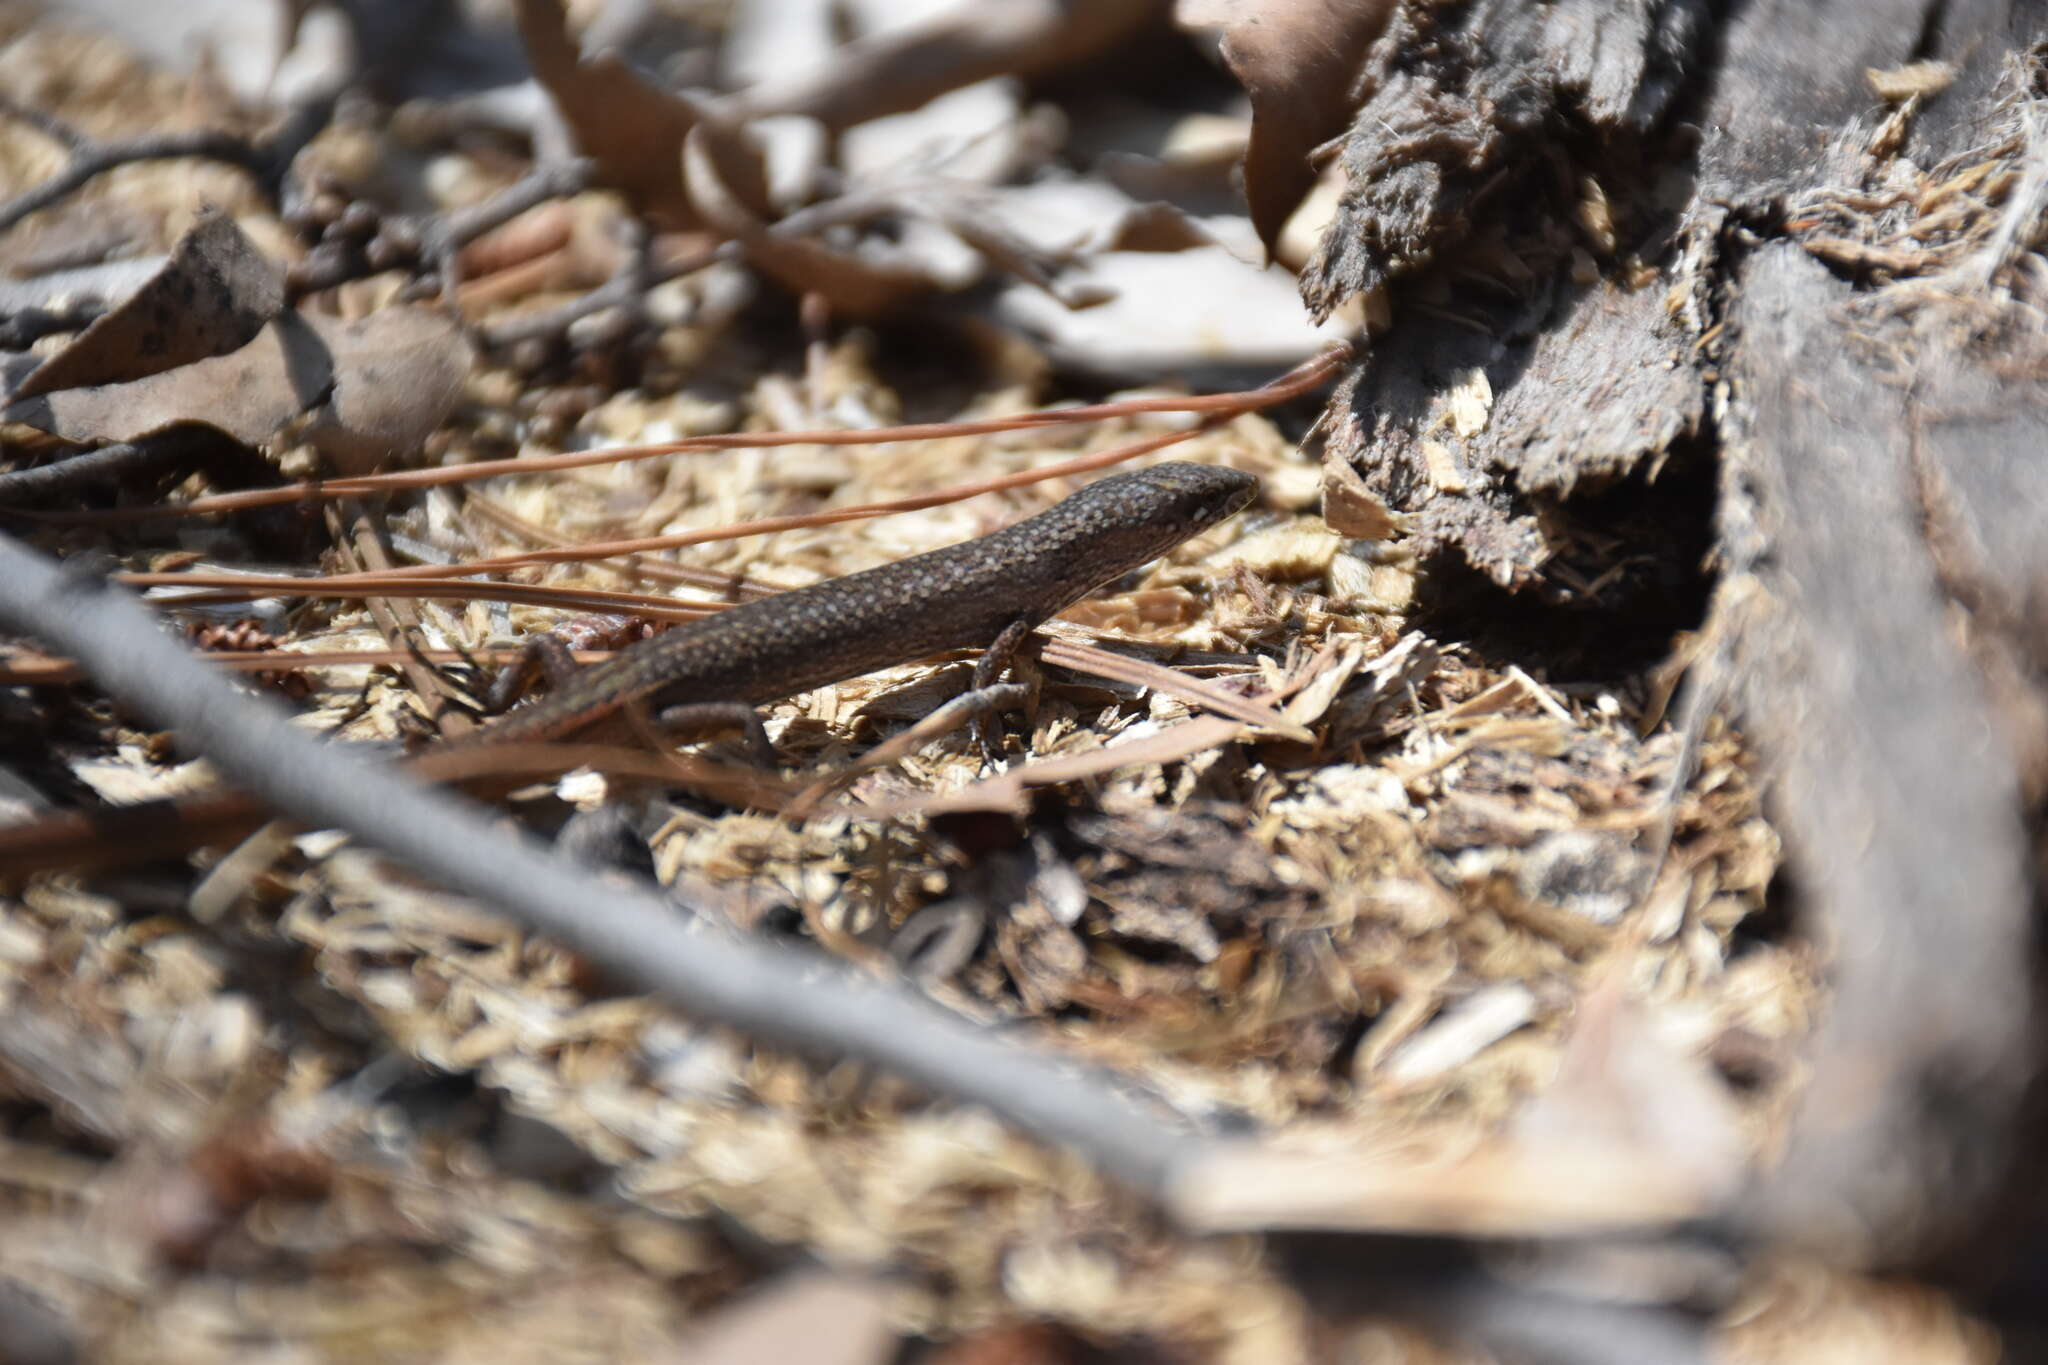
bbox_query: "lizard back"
[468,461,1258,744]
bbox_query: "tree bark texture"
[1311,0,2048,1267]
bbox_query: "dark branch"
[287,159,601,300]
[0,299,105,350]
[0,96,334,236]
[480,239,733,351]
[0,442,188,506]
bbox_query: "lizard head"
[979,461,1264,622]
[1102,461,1260,552]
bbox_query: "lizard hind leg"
[482,634,583,715]
[425,633,582,745]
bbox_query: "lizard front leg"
[965,614,1045,764]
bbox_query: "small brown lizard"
[0,463,1258,875]
[458,461,1259,754]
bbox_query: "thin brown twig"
[1039,639,1309,738]
[459,490,783,599]
[241,421,1223,588]
[37,343,1351,522]
[0,297,106,349]
[289,158,600,299]
[333,501,476,741]
[0,440,188,504]
[428,158,597,296]
[121,378,1319,598]
[479,239,734,349]
[124,572,718,621]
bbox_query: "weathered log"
[1312,0,2048,1266]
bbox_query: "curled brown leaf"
[513,0,772,228]
[4,311,332,447]
[1177,0,1396,258]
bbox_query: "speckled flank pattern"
[465,462,1259,745]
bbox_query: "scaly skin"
[461,461,1260,746]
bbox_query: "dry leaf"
[841,79,1031,186]
[976,179,1220,257]
[6,212,283,403]
[1177,0,1396,258]
[514,0,772,227]
[303,307,475,473]
[3,306,470,469]
[1097,199,1221,253]
[0,257,167,314]
[38,0,353,106]
[5,311,332,446]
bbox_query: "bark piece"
[1300,0,1715,584]
[1300,0,2048,1269]
[1692,0,1935,205]
[1719,245,2034,1264]
[1327,256,1702,585]
[1300,0,1709,314]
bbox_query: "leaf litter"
[0,3,1846,1362]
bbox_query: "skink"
[0,463,1258,875]
[461,461,1259,747]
